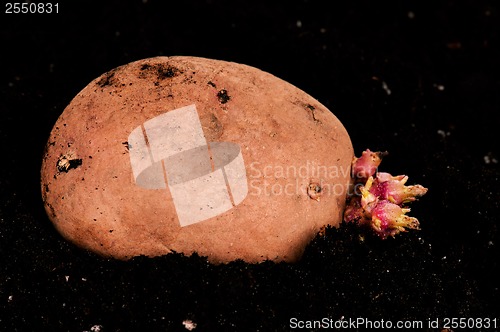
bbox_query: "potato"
[40,56,353,263]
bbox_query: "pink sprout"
[344,149,428,239]
[370,200,420,239]
[351,149,387,180]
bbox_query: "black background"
[1,0,499,330]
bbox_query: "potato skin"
[40,56,353,263]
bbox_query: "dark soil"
[1,1,499,331]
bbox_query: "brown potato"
[40,56,353,263]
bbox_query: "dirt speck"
[56,153,83,173]
[139,63,182,80]
[217,89,231,104]
[97,70,119,88]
